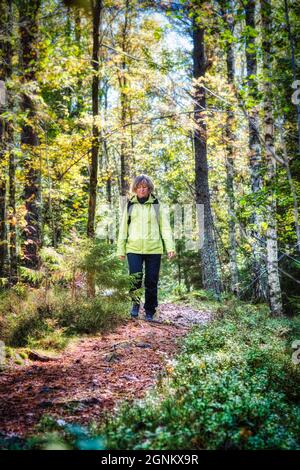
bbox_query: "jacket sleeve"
[116,205,128,256]
[159,203,175,253]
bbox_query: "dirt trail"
[0,303,212,438]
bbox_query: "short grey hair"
[130,174,155,194]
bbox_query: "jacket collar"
[130,193,155,204]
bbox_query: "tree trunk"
[87,0,103,239]
[19,0,42,270]
[0,126,7,280]
[74,8,84,117]
[8,124,17,285]
[192,17,222,297]
[0,0,12,279]
[244,0,267,301]
[118,0,132,196]
[87,0,103,298]
[221,0,239,296]
[3,0,17,285]
[260,0,283,316]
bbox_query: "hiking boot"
[130,303,140,318]
[145,312,154,321]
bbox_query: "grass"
[0,283,130,357]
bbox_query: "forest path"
[0,303,212,439]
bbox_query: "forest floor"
[0,302,212,439]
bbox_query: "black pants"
[127,253,161,315]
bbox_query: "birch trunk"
[244,0,267,300]
[221,0,239,295]
[261,0,283,316]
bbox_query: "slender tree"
[220,0,239,295]
[5,0,18,284]
[118,0,133,196]
[192,11,222,297]
[19,0,42,270]
[87,0,103,238]
[0,0,11,278]
[244,0,267,300]
[260,0,283,315]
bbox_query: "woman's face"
[135,181,150,198]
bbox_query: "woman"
[116,174,175,321]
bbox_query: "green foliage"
[79,237,131,297]
[27,319,69,351]
[56,294,128,334]
[0,238,131,349]
[96,296,300,450]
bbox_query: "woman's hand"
[118,255,126,261]
[167,251,175,260]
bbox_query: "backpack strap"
[152,196,166,252]
[127,199,134,227]
[127,194,159,226]
[152,195,160,225]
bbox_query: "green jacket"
[116,193,175,256]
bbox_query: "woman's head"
[130,174,154,198]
